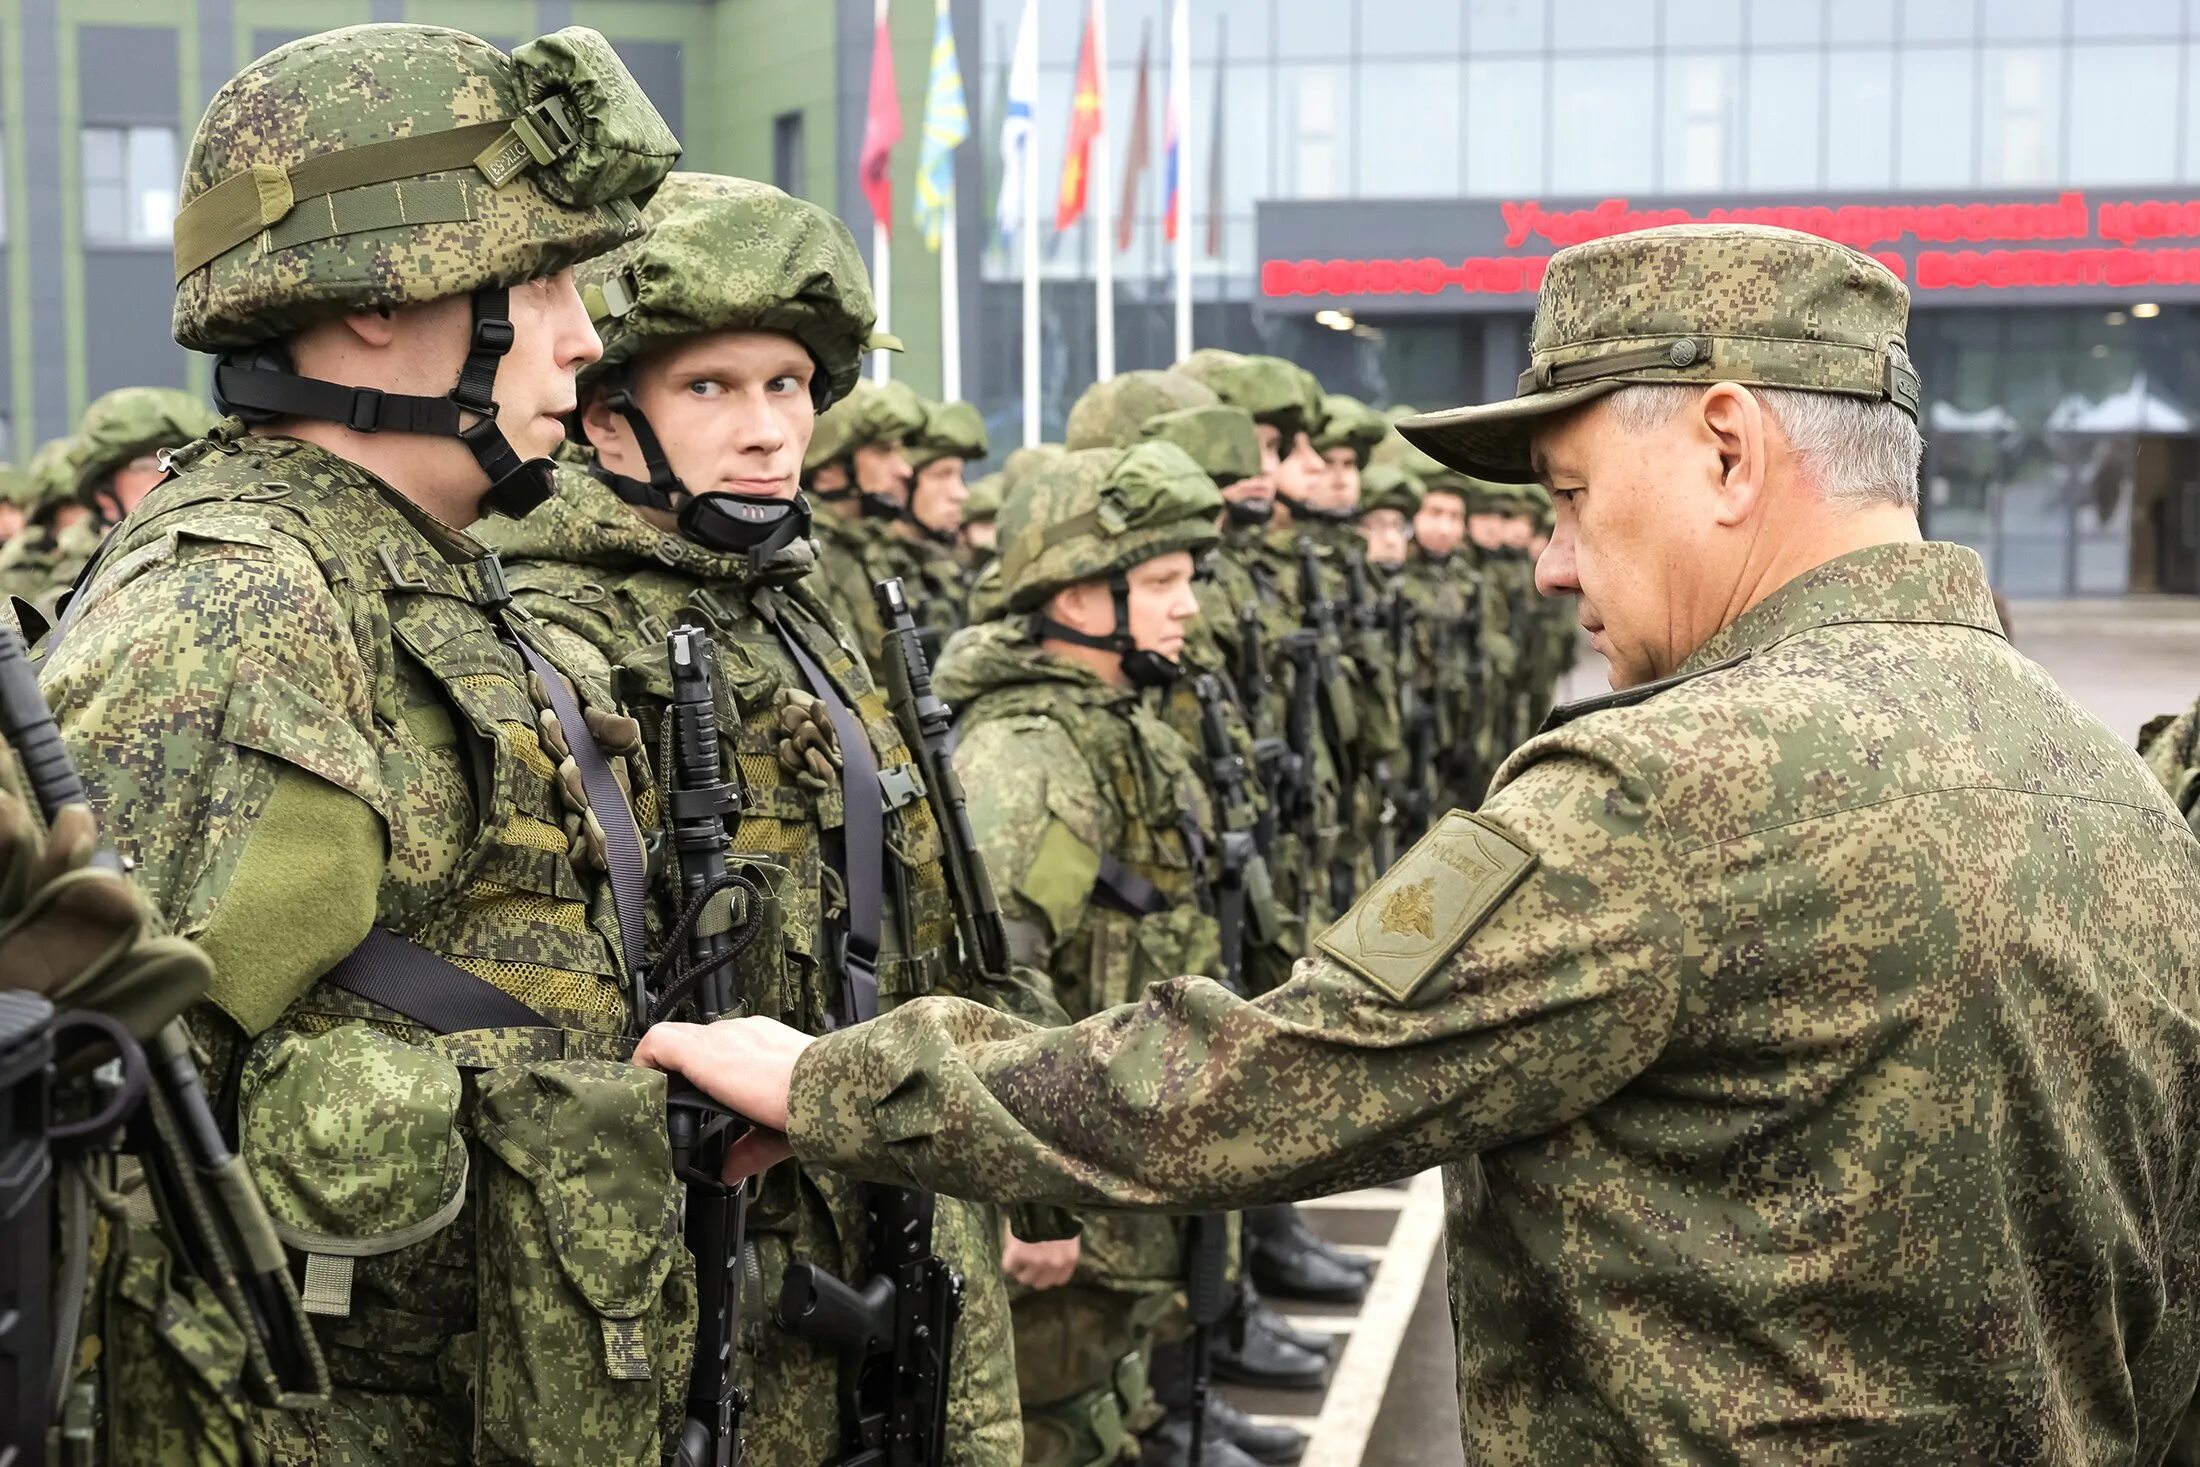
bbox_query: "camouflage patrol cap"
[578,172,877,409]
[1312,394,1387,466]
[1357,463,1424,519]
[804,378,929,473]
[1063,369,1218,450]
[1400,223,1919,481]
[1140,405,1260,487]
[962,471,1005,525]
[906,399,990,471]
[24,436,83,515]
[72,387,220,499]
[173,24,680,350]
[1176,350,1322,439]
[999,441,1223,613]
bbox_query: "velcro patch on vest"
[1315,811,1535,1004]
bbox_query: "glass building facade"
[970,0,2200,596]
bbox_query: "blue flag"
[913,0,967,252]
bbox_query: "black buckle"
[452,383,501,419]
[472,317,516,357]
[347,387,386,433]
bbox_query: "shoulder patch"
[1315,811,1535,1003]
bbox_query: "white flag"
[994,0,1038,247]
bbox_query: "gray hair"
[1603,384,1923,510]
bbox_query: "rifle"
[1234,605,1285,852]
[1390,591,1433,849]
[0,626,324,1417]
[659,623,762,1467]
[769,579,968,1467]
[873,577,1010,979]
[1295,539,1357,913]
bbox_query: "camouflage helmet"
[804,378,928,475]
[999,442,1223,613]
[1356,463,1424,520]
[0,463,25,512]
[1312,394,1387,466]
[1062,370,1217,450]
[1001,443,1066,494]
[174,25,679,351]
[24,437,83,516]
[72,387,220,501]
[1140,405,1260,487]
[1176,350,1321,440]
[907,400,990,472]
[962,471,1005,526]
[578,172,877,411]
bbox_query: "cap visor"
[1397,379,1624,482]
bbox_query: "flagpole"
[1091,0,1114,382]
[1171,0,1191,363]
[872,0,894,383]
[1020,2,1040,446]
[935,0,961,400]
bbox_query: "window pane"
[1983,0,2066,39]
[84,181,126,244]
[1665,0,1742,47]
[1550,56,1656,192]
[1203,0,1273,62]
[80,125,121,187]
[1464,57,1545,193]
[1980,46,2062,184]
[1278,65,1348,197]
[2068,44,2180,183]
[1554,0,1655,50]
[1829,0,1896,43]
[1663,52,1739,190]
[1824,49,1895,186]
[127,127,178,244]
[1278,0,1358,59]
[1897,47,1976,186]
[1748,0,1824,46]
[1206,63,1272,215]
[1359,0,1461,55]
[2187,41,2200,182]
[1468,0,1545,52]
[1358,62,1464,195]
[2075,0,2180,36]
[1746,51,1824,188]
[1899,0,1975,42]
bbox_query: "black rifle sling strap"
[1092,854,1169,920]
[508,633,650,984]
[321,927,545,1033]
[766,609,883,1023]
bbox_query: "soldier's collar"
[1539,654,1750,733]
[1677,540,2004,676]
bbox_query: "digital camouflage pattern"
[43,428,676,1464]
[1139,405,1260,486]
[71,386,220,500]
[174,24,677,349]
[1310,394,1386,466]
[997,442,1221,614]
[1400,223,1920,481]
[2141,693,2200,836]
[483,461,1038,1466]
[1062,370,1217,452]
[0,438,76,597]
[1176,350,1322,437]
[784,539,2200,1465]
[806,378,928,475]
[1356,462,1422,520]
[578,171,875,407]
[936,617,1220,1461]
[907,398,989,470]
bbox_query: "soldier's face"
[1272,429,1326,507]
[912,458,968,532]
[962,519,997,553]
[1414,494,1465,556]
[0,505,24,540]
[1500,513,1537,549]
[1466,511,1509,550]
[1322,447,1362,511]
[1123,550,1201,664]
[1358,507,1410,567]
[855,439,912,504]
[101,455,168,522]
[595,329,815,501]
[494,269,603,464]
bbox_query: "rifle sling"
[768,612,883,1023]
[321,927,546,1032]
[1093,854,1170,920]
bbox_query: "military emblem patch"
[1316,811,1536,1003]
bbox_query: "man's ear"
[1045,580,1103,635]
[1698,382,1766,528]
[337,305,400,348]
[579,389,624,453]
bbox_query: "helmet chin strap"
[596,389,812,568]
[1224,496,1276,527]
[1033,572,1183,689]
[211,285,553,518]
[1273,491,1353,526]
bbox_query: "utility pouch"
[472,1058,694,1466]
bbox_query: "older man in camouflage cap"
[645,223,2200,1463]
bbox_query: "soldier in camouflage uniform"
[646,222,2200,1466]
[1308,394,1386,524]
[42,25,689,1464]
[479,170,1038,1467]
[0,460,25,545]
[1394,465,1488,812]
[883,397,987,651]
[966,442,1065,626]
[0,437,90,606]
[1354,463,1438,846]
[960,468,1003,576]
[801,377,925,667]
[939,441,1297,1467]
[1464,477,1537,758]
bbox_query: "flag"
[994,0,1037,246]
[1164,0,1186,244]
[1115,26,1152,253]
[1204,16,1225,258]
[859,10,903,227]
[1054,2,1101,233]
[912,0,967,251]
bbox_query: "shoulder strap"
[320,927,545,1032]
[1092,854,1169,919]
[1538,653,1751,733]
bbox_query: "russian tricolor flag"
[1164,0,1187,243]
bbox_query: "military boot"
[1209,1291,1329,1392]
[1147,1340,1307,1464]
[1244,1203,1373,1305]
[1138,1412,1269,1467]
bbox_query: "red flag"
[860,14,903,227]
[1055,3,1102,233]
[1115,27,1152,253]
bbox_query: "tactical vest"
[82,434,689,1465]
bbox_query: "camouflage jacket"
[869,524,969,651]
[0,525,59,603]
[41,430,688,1465]
[2141,693,2200,836]
[31,518,107,619]
[482,465,1032,1467]
[807,507,893,669]
[784,540,2200,1465]
[936,618,1214,1289]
